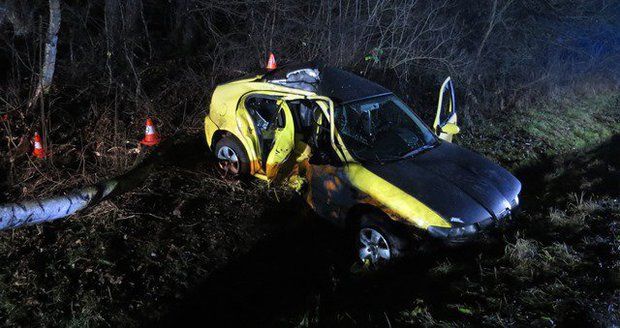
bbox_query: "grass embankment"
[460,89,620,167]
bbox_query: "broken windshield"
[334,95,437,162]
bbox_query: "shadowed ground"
[153,135,620,327]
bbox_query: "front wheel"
[357,214,409,266]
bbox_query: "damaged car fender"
[302,160,450,230]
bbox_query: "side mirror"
[439,123,460,135]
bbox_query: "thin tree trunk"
[29,0,61,108]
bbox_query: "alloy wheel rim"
[359,228,391,265]
[216,146,240,175]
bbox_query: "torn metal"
[267,68,320,92]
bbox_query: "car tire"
[357,213,409,266]
[214,135,250,177]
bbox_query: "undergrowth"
[460,87,620,169]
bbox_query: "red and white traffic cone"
[140,118,160,146]
[32,132,46,159]
[266,52,277,71]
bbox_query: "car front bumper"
[426,205,520,246]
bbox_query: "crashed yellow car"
[204,64,521,265]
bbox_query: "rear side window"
[246,97,279,123]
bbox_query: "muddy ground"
[0,130,618,327]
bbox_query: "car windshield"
[334,94,437,162]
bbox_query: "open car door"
[433,77,460,142]
[265,99,295,180]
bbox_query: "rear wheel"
[214,136,250,177]
[357,213,409,266]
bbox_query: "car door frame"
[264,99,297,181]
[433,77,458,142]
[242,93,285,170]
[237,91,291,179]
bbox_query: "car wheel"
[214,136,250,177]
[357,213,408,266]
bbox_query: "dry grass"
[430,259,454,277]
[505,238,540,276]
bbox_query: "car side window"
[245,96,281,131]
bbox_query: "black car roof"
[261,63,391,104]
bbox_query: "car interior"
[246,96,339,170]
[245,96,280,169]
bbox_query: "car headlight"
[428,223,479,239]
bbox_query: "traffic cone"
[140,118,160,146]
[266,52,277,71]
[32,132,46,159]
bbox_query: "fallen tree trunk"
[0,181,118,230]
[0,136,186,231]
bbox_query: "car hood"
[363,142,521,225]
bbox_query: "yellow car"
[204,64,521,265]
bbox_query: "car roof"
[260,63,391,104]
